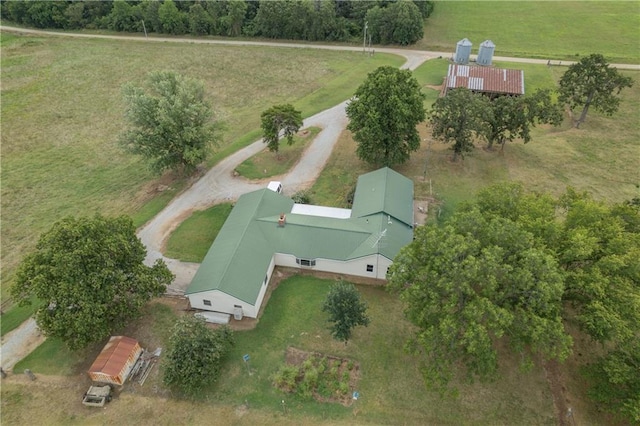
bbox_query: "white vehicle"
[267,181,282,194]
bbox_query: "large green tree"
[366,0,424,45]
[429,88,488,160]
[11,215,173,350]
[120,70,222,175]
[260,104,303,155]
[322,282,370,344]
[558,191,640,422]
[482,89,563,150]
[388,199,571,388]
[163,316,235,396]
[558,53,633,128]
[346,66,426,167]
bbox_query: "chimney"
[278,213,286,227]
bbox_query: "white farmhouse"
[185,167,414,319]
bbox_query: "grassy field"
[235,127,321,179]
[417,1,640,64]
[164,203,233,263]
[2,7,639,424]
[311,63,639,218]
[4,275,557,425]
[0,32,403,304]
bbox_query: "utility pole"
[363,21,368,54]
[141,20,148,38]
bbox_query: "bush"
[292,190,312,204]
[163,317,235,396]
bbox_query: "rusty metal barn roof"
[88,336,139,377]
[444,64,525,95]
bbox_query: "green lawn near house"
[164,203,233,263]
[235,127,321,180]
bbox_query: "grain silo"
[477,40,496,66]
[454,38,472,65]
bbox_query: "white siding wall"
[274,253,390,279]
[188,291,257,318]
[252,256,276,317]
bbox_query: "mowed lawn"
[416,1,640,63]
[4,275,555,425]
[0,32,403,302]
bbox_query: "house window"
[366,264,374,272]
[296,258,316,267]
[203,299,212,306]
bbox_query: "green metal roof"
[186,190,293,302]
[186,168,414,305]
[351,167,414,226]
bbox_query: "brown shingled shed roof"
[88,336,139,377]
[444,64,525,96]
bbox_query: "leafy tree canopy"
[346,66,426,167]
[558,53,633,128]
[366,0,424,45]
[11,215,173,349]
[120,70,223,175]
[429,88,488,160]
[322,282,370,344]
[163,316,235,396]
[260,104,303,155]
[388,188,571,388]
[388,183,640,421]
[482,89,563,150]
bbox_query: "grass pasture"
[418,1,640,64]
[0,32,403,304]
[312,63,639,217]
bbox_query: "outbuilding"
[441,64,525,98]
[88,336,143,386]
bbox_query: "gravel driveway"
[7,25,636,370]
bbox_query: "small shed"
[88,336,143,386]
[454,38,472,65]
[477,40,496,66]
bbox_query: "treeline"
[1,0,433,45]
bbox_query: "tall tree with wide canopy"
[260,103,303,156]
[388,184,572,388]
[482,89,563,150]
[429,88,488,160]
[558,53,633,128]
[346,66,426,167]
[11,215,173,349]
[120,71,222,175]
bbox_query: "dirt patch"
[413,197,442,225]
[279,347,360,407]
[544,359,572,426]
